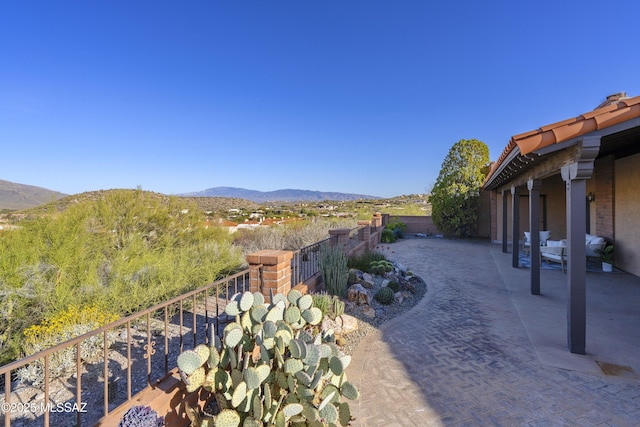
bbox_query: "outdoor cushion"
[523,231,551,245]
[546,240,566,247]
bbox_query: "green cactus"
[178,350,205,375]
[333,298,345,318]
[176,290,358,427]
[214,409,240,427]
[347,268,358,285]
[374,286,395,305]
[297,294,313,311]
[387,280,400,292]
[318,243,349,297]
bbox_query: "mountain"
[181,187,380,203]
[0,179,67,211]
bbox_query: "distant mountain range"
[181,187,379,202]
[0,179,67,210]
[0,180,380,211]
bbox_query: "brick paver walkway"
[346,238,640,426]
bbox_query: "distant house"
[482,92,640,354]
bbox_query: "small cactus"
[387,280,400,292]
[374,287,394,305]
[118,405,164,427]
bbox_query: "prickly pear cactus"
[177,290,359,426]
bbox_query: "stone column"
[561,136,600,355]
[246,250,294,300]
[372,213,382,227]
[528,179,542,295]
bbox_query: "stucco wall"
[615,153,640,275]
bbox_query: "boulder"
[336,314,359,334]
[347,284,371,305]
[361,306,376,319]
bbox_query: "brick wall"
[595,155,615,240]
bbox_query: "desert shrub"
[347,250,386,272]
[0,189,245,365]
[387,280,400,292]
[381,228,396,243]
[386,218,407,239]
[318,244,348,297]
[17,304,119,386]
[374,287,395,305]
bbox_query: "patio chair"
[540,240,567,273]
[523,230,552,255]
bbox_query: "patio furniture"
[523,230,552,255]
[585,233,606,259]
[540,240,568,273]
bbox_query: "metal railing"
[0,269,250,427]
[290,236,334,286]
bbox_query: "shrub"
[374,287,395,305]
[347,250,386,272]
[381,229,396,243]
[318,243,348,297]
[17,304,119,386]
[386,219,407,239]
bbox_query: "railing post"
[246,250,294,299]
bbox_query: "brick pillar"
[328,228,350,250]
[381,213,390,226]
[372,213,382,227]
[357,220,372,249]
[246,250,293,299]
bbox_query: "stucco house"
[482,92,640,354]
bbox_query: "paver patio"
[346,238,640,426]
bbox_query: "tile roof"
[486,94,640,185]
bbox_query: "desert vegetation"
[0,189,245,365]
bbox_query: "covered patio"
[483,92,640,354]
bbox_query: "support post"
[511,186,520,268]
[502,189,508,253]
[528,179,542,295]
[561,136,600,354]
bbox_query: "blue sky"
[2,1,639,198]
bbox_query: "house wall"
[615,153,640,275]
[495,175,567,243]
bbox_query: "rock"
[361,273,375,289]
[394,292,404,304]
[361,306,376,319]
[336,314,359,334]
[345,301,356,312]
[362,272,374,283]
[347,284,371,305]
[381,279,390,287]
[322,317,342,335]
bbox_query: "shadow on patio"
[345,237,640,426]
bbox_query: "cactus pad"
[225,327,243,348]
[177,350,204,375]
[284,305,301,324]
[250,305,268,323]
[319,402,338,424]
[225,300,240,317]
[297,294,313,310]
[231,381,247,408]
[239,292,254,312]
[243,367,261,390]
[301,307,322,325]
[186,366,206,393]
[283,403,303,418]
[284,358,304,375]
[287,289,302,305]
[338,401,352,426]
[214,409,240,427]
[329,356,344,376]
[340,381,360,400]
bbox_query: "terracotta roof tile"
[485,94,640,187]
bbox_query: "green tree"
[430,139,489,237]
